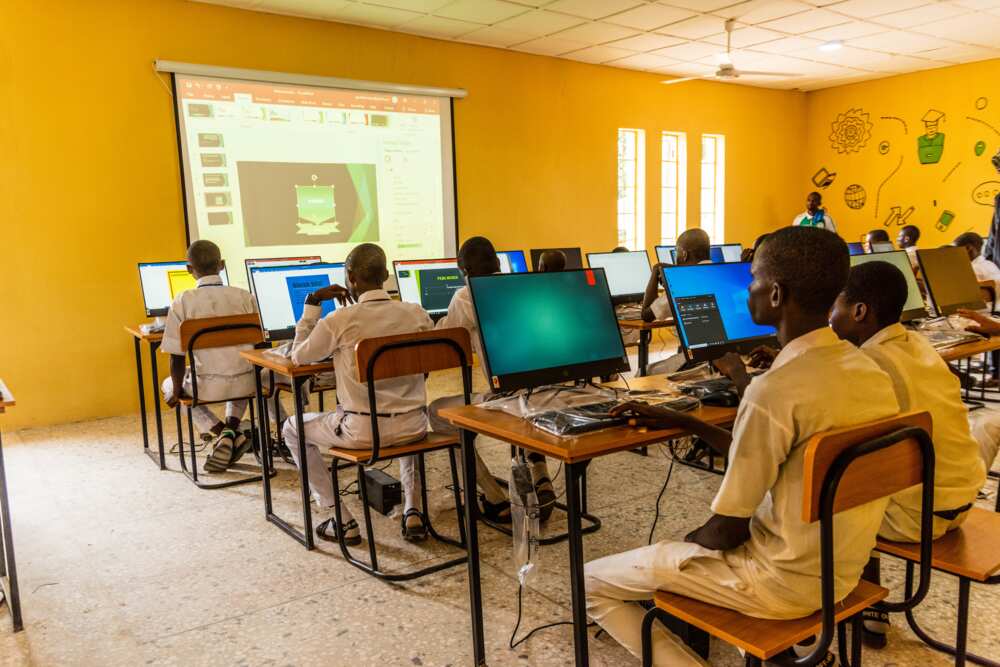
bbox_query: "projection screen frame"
[158,60,464,286]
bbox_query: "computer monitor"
[846,242,865,256]
[249,262,347,340]
[137,261,230,318]
[655,245,676,264]
[497,250,529,274]
[244,256,321,293]
[529,247,584,271]
[710,244,743,263]
[394,258,464,318]
[468,268,628,391]
[850,250,928,322]
[870,241,895,253]
[585,250,651,305]
[916,246,985,316]
[662,262,777,362]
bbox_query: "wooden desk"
[124,326,166,470]
[241,349,335,551]
[0,379,22,632]
[938,336,1000,363]
[618,318,676,377]
[440,376,737,666]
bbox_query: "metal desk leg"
[293,377,314,550]
[637,330,651,378]
[133,337,151,462]
[255,368,273,517]
[148,340,166,469]
[0,428,22,632]
[565,460,590,666]
[461,429,486,665]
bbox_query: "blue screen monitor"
[250,262,346,340]
[468,269,629,391]
[846,242,865,256]
[662,262,777,362]
[711,244,743,263]
[655,245,676,264]
[497,250,529,274]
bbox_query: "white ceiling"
[193,0,1000,90]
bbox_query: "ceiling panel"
[194,0,1000,91]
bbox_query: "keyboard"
[529,396,700,437]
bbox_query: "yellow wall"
[804,58,1000,246]
[0,0,807,429]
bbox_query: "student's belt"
[934,503,973,521]
[343,406,428,418]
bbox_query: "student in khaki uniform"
[161,240,258,473]
[584,227,900,667]
[829,260,987,647]
[429,237,558,522]
[283,244,434,545]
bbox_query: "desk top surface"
[939,335,1000,362]
[0,379,14,411]
[439,375,736,463]
[617,318,675,330]
[239,348,334,377]
[124,325,164,342]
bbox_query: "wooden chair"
[327,327,473,581]
[876,507,1000,666]
[174,313,271,490]
[640,411,936,667]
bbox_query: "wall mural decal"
[812,167,836,188]
[967,116,1000,137]
[976,97,988,111]
[943,161,962,182]
[844,184,866,210]
[878,140,891,154]
[830,108,873,153]
[918,109,946,164]
[973,181,1000,207]
[880,115,908,134]
[883,205,916,228]
[875,156,904,219]
[976,141,987,156]
[935,209,956,232]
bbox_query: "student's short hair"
[187,240,222,274]
[676,228,711,261]
[867,229,890,243]
[901,225,921,242]
[752,233,770,251]
[346,243,387,285]
[756,226,849,315]
[612,246,630,253]
[843,261,908,328]
[539,249,567,272]
[808,191,822,201]
[954,231,984,251]
[458,236,498,274]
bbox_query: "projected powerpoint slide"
[237,161,379,247]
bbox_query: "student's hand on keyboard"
[307,284,355,307]
[958,309,1000,337]
[609,401,691,430]
[748,345,778,369]
[712,352,747,382]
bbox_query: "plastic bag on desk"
[509,458,540,586]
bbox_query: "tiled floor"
[2,339,999,665]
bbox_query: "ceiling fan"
[661,18,802,85]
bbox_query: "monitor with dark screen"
[916,246,985,315]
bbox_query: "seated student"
[739,232,769,263]
[956,309,1000,468]
[161,240,258,473]
[537,249,566,272]
[829,260,987,647]
[955,231,1000,288]
[585,227,900,667]
[430,237,558,522]
[865,228,892,252]
[898,224,921,268]
[282,243,433,545]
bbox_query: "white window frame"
[617,128,646,251]
[660,131,687,246]
[700,134,726,243]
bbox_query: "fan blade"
[736,70,801,77]
[660,76,709,85]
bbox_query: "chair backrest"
[801,410,932,523]
[355,327,473,383]
[179,313,264,352]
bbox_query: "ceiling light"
[819,40,843,52]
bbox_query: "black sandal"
[480,495,512,524]
[315,518,362,546]
[861,608,889,649]
[401,508,429,542]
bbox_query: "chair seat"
[177,395,255,407]
[653,580,888,660]
[328,432,460,463]
[876,507,1000,582]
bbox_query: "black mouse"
[700,389,739,407]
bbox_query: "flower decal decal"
[829,108,873,154]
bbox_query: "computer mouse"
[700,389,739,407]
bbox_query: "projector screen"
[170,69,459,289]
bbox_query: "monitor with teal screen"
[849,250,927,321]
[662,262,777,362]
[468,269,629,391]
